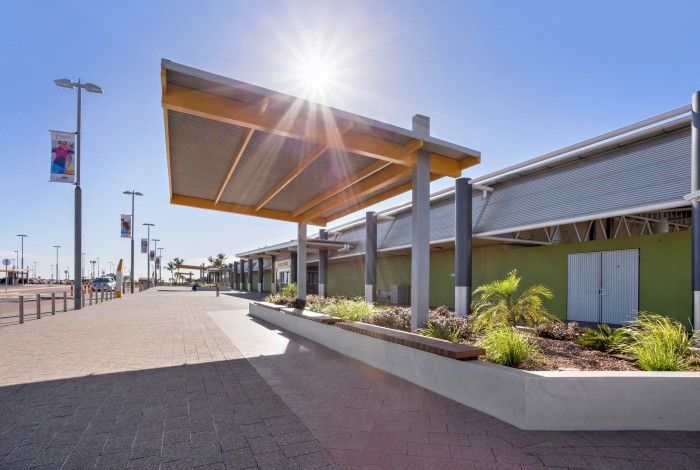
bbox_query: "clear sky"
[2,0,699,280]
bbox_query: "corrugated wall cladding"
[322,128,690,256]
[475,130,691,234]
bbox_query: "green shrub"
[428,306,472,341]
[281,283,297,297]
[471,270,557,331]
[622,314,694,371]
[479,326,540,368]
[325,298,374,321]
[577,324,620,352]
[420,321,461,343]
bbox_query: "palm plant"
[172,257,184,285]
[207,253,227,267]
[471,270,557,331]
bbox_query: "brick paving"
[0,288,698,469]
[0,288,334,469]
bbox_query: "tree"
[207,253,227,268]
[172,257,184,285]
[471,270,557,331]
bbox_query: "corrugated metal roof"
[161,59,481,225]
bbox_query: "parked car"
[91,276,117,291]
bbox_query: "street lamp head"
[123,190,143,196]
[83,83,103,94]
[54,79,74,89]
[143,223,155,227]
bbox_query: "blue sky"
[2,0,699,279]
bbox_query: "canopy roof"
[161,60,480,226]
[236,239,352,259]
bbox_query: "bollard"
[216,284,220,297]
[82,288,85,307]
[36,294,41,319]
[89,291,93,306]
[63,291,67,312]
[19,296,24,324]
[100,290,104,302]
[51,293,56,315]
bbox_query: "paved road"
[0,288,697,469]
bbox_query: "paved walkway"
[0,288,697,469]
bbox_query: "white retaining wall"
[249,302,700,431]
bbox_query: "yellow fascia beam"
[298,165,411,222]
[214,128,255,204]
[291,160,391,218]
[170,194,327,226]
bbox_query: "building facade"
[236,111,694,326]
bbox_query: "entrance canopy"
[161,60,481,226]
[236,239,352,259]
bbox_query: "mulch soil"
[521,336,639,371]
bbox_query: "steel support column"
[365,212,377,303]
[411,114,431,331]
[270,255,276,293]
[318,229,328,297]
[257,257,264,292]
[233,261,239,290]
[297,223,307,303]
[455,177,472,316]
[692,90,700,330]
[290,252,297,284]
[247,259,253,291]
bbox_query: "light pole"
[108,261,114,274]
[17,234,27,284]
[50,264,54,282]
[143,223,154,288]
[81,253,86,279]
[13,251,19,285]
[151,239,160,286]
[32,261,37,279]
[157,247,164,286]
[53,245,61,283]
[55,78,103,308]
[96,257,100,276]
[90,260,96,278]
[123,190,142,293]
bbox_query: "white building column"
[257,257,264,292]
[411,114,431,331]
[691,90,700,330]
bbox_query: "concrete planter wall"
[250,302,700,431]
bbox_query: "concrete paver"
[0,287,698,469]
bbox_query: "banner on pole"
[49,131,76,183]
[120,214,132,238]
[155,256,161,269]
[141,238,148,254]
[150,250,155,261]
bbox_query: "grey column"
[257,257,264,292]
[692,90,700,330]
[290,252,297,284]
[270,255,276,293]
[411,114,431,331]
[233,261,238,290]
[297,223,307,302]
[455,177,473,316]
[365,212,377,303]
[318,229,328,297]
[228,263,234,289]
[247,259,253,291]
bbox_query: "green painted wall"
[324,231,691,324]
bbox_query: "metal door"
[601,249,638,324]
[567,252,601,322]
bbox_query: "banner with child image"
[49,131,76,183]
[120,214,132,238]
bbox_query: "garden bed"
[249,301,700,430]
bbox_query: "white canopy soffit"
[161,59,480,226]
